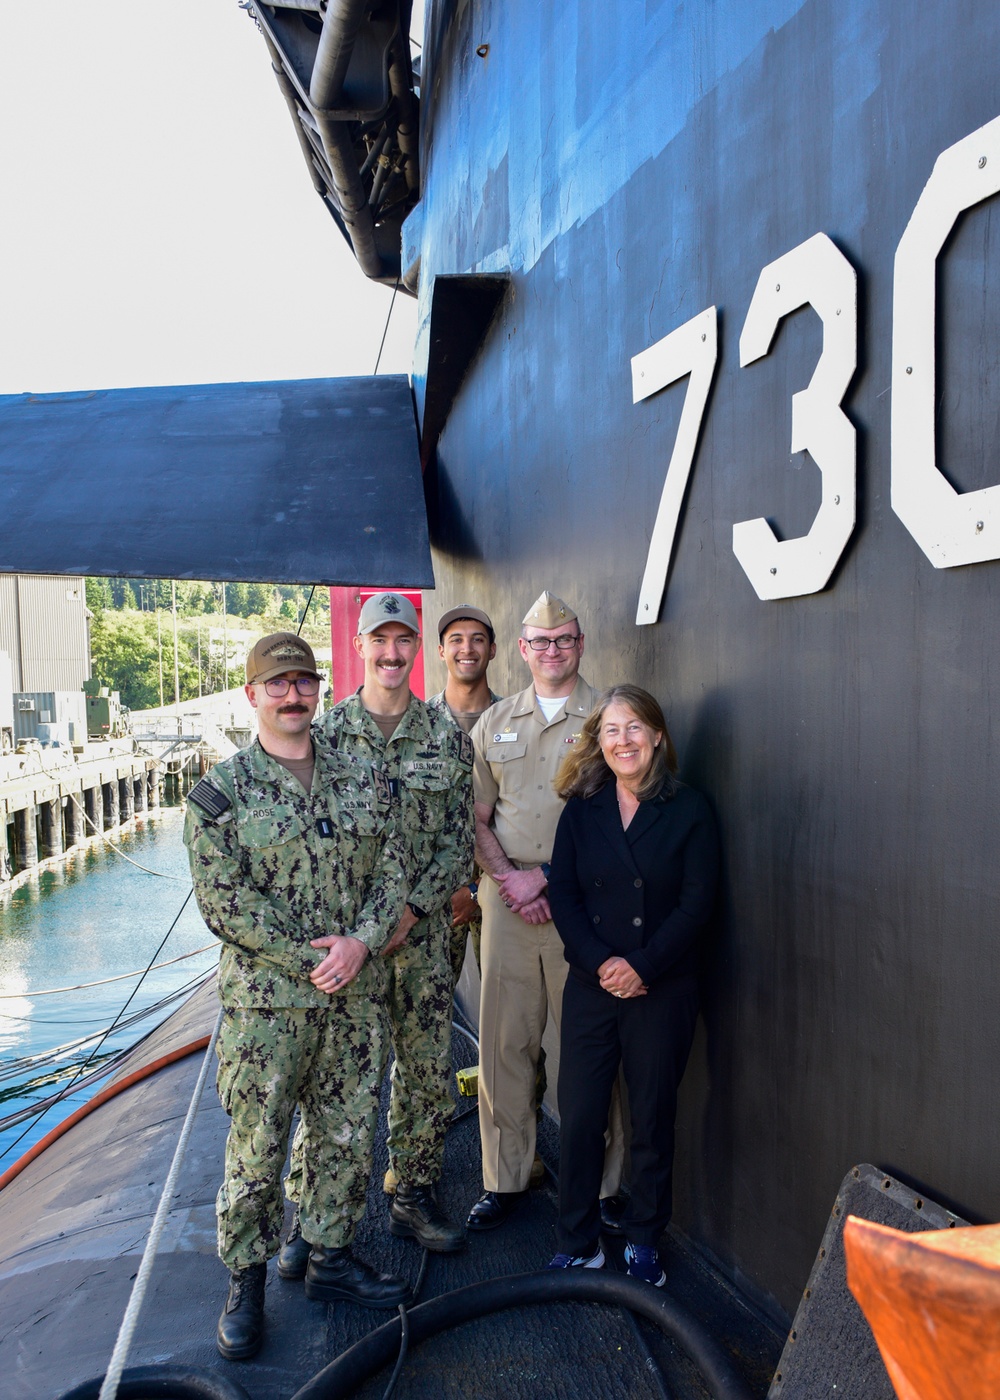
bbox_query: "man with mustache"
[279,593,473,1265]
[184,632,410,1362]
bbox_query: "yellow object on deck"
[456,1066,479,1098]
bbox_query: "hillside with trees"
[85,579,330,710]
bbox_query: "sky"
[0,2,419,395]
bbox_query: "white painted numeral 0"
[631,306,719,625]
[733,232,857,601]
[892,115,1000,567]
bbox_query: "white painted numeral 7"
[631,306,719,625]
[733,232,857,600]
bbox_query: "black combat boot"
[390,1182,466,1252]
[277,1207,311,1281]
[216,1262,267,1360]
[304,1245,412,1309]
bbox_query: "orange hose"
[0,1036,211,1192]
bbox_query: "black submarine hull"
[411,0,1000,1318]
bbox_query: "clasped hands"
[310,932,369,993]
[495,867,550,925]
[597,955,647,999]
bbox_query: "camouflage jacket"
[426,687,501,897]
[319,693,474,934]
[426,688,502,731]
[183,733,405,1008]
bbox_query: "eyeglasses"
[261,676,320,697]
[524,634,580,652]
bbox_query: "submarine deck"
[0,978,781,1399]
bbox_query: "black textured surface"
[415,0,1000,1323]
[0,989,780,1400]
[768,1164,968,1398]
[0,376,431,586]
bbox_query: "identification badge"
[493,732,519,743]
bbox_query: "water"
[0,805,218,1168]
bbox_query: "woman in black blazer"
[546,685,719,1285]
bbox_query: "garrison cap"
[245,631,319,685]
[521,590,578,629]
[437,604,495,641]
[357,592,420,635]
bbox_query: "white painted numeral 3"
[734,232,857,600]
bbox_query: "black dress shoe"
[466,1190,526,1231]
[304,1245,412,1309]
[390,1182,466,1252]
[216,1262,266,1361]
[277,1207,311,1281]
[599,1194,629,1236]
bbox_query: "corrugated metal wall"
[0,575,90,691]
[12,690,87,742]
[0,578,22,687]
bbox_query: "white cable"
[98,1005,223,1400]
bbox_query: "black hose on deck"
[57,1364,252,1400]
[289,1270,753,1400]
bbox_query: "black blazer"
[549,780,719,986]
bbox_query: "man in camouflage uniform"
[184,631,411,1363]
[426,604,501,984]
[279,592,473,1262]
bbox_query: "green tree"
[89,611,162,709]
[85,577,113,616]
[246,583,274,616]
[226,581,250,617]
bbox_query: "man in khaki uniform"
[467,592,624,1230]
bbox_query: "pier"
[0,742,160,885]
[0,688,255,888]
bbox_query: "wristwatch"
[406,901,428,921]
[540,863,552,884]
[468,881,478,902]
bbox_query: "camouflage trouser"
[287,913,455,1198]
[215,992,387,1270]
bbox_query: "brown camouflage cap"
[521,590,578,629]
[245,632,319,685]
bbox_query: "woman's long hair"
[555,684,678,802]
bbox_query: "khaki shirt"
[320,692,474,925]
[183,734,404,1009]
[471,675,597,867]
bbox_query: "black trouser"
[556,970,699,1254]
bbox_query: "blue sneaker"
[547,1248,605,1269]
[624,1243,666,1287]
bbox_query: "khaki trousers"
[478,877,624,1194]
